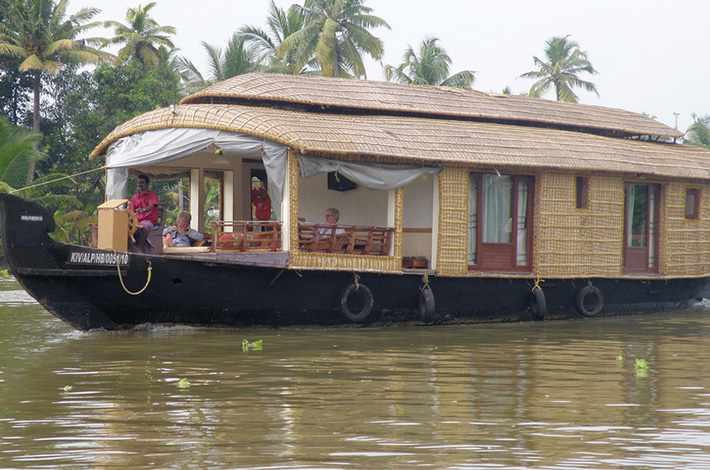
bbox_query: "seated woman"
[163,211,204,247]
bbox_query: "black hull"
[2,193,708,331]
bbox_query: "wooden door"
[473,174,533,272]
[624,183,659,273]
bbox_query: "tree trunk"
[27,70,41,185]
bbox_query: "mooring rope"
[8,166,105,194]
[113,250,152,295]
[420,273,430,291]
[532,274,545,292]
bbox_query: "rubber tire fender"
[340,283,374,322]
[530,287,546,321]
[575,285,604,317]
[418,286,437,322]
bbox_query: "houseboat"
[2,73,710,330]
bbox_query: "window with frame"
[468,172,534,272]
[576,176,589,209]
[685,188,700,220]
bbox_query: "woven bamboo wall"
[435,168,469,276]
[535,173,624,278]
[664,182,710,277]
[288,150,403,273]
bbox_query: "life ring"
[418,286,437,322]
[575,285,604,317]
[340,283,374,322]
[530,287,546,321]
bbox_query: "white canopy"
[104,128,442,219]
[105,128,288,207]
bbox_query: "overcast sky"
[69,0,709,133]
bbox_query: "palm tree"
[277,0,390,78]
[0,0,112,182]
[0,117,79,210]
[684,114,710,149]
[179,34,261,89]
[384,37,475,89]
[0,116,43,192]
[519,35,598,103]
[104,2,176,68]
[237,0,309,75]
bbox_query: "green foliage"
[52,208,96,245]
[42,58,181,178]
[177,378,190,388]
[242,339,263,352]
[0,116,43,188]
[684,114,710,149]
[634,358,649,378]
[384,37,475,89]
[0,64,33,125]
[103,2,176,68]
[278,0,390,78]
[0,0,113,182]
[237,0,310,75]
[520,35,599,103]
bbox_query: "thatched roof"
[181,73,681,139]
[91,103,710,181]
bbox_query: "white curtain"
[298,154,442,191]
[516,180,529,266]
[467,175,478,265]
[626,184,636,248]
[648,187,657,267]
[482,174,512,243]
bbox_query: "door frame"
[469,173,534,272]
[623,182,660,274]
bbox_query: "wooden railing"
[298,223,394,256]
[210,220,282,252]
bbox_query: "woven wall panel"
[535,173,623,278]
[664,182,710,276]
[436,168,469,276]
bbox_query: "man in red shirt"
[130,174,159,229]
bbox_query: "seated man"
[163,211,204,247]
[321,208,345,235]
[130,174,159,229]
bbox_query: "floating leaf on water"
[242,339,263,352]
[177,378,190,388]
[616,353,624,361]
[63,385,73,392]
[634,358,649,370]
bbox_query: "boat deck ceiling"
[93,103,710,181]
[180,73,681,139]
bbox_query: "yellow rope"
[353,272,360,289]
[420,273,430,291]
[532,274,545,292]
[113,251,152,295]
[8,167,105,194]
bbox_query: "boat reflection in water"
[2,280,710,469]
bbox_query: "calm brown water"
[2,276,710,469]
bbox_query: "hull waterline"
[1,193,707,331]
